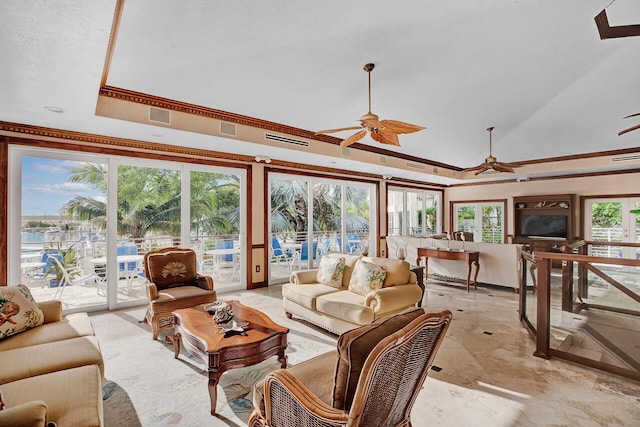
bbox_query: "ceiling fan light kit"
[463,127,518,175]
[316,63,425,148]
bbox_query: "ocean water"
[21,232,45,244]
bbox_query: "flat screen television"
[520,214,567,238]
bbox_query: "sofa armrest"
[145,282,158,300]
[196,275,214,291]
[364,284,423,313]
[0,400,48,427]
[289,269,319,285]
[37,300,62,324]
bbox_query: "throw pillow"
[332,308,426,410]
[348,260,387,296]
[0,285,44,339]
[145,249,198,290]
[316,256,346,288]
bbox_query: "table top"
[418,247,479,255]
[90,254,144,264]
[20,261,46,269]
[204,248,240,255]
[173,300,289,353]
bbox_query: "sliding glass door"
[9,146,246,312]
[268,173,376,284]
[387,187,441,236]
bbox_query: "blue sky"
[21,157,105,216]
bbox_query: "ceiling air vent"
[149,107,171,124]
[220,122,237,136]
[341,147,351,157]
[379,155,387,164]
[405,162,426,170]
[610,154,640,162]
[265,133,309,147]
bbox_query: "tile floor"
[90,280,640,426]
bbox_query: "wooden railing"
[519,241,640,381]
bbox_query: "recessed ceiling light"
[44,106,64,113]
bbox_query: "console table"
[417,247,480,292]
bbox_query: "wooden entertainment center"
[512,194,576,254]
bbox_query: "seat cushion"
[362,256,411,287]
[0,312,94,352]
[0,364,103,427]
[145,248,198,290]
[0,335,104,385]
[332,307,425,410]
[253,350,338,417]
[0,285,44,340]
[315,291,373,325]
[282,283,340,310]
[150,286,217,313]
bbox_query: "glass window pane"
[190,170,241,292]
[116,165,181,304]
[21,157,108,308]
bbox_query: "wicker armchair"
[143,247,217,339]
[249,309,452,427]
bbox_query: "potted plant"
[44,244,78,288]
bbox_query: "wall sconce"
[255,155,272,163]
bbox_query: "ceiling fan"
[618,113,640,136]
[316,63,425,148]
[463,127,518,175]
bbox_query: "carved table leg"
[208,371,223,415]
[472,260,480,290]
[278,350,288,368]
[173,332,181,359]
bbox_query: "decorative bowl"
[204,301,234,324]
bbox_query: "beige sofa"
[283,253,423,335]
[0,299,104,427]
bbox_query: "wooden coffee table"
[173,300,289,415]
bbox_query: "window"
[9,146,246,312]
[268,173,376,284]
[452,201,505,243]
[387,187,441,236]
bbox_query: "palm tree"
[270,179,370,240]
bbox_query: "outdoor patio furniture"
[271,237,293,267]
[48,256,99,300]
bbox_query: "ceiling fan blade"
[619,123,640,136]
[371,130,400,146]
[623,113,640,119]
[462,163,486,172]
[315,125,362,135]
[492,164,516,173]
[495,161,519,169]
[380,120,425,134]
[474,166,490,175]
[340,130,367,147]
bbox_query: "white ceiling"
[1,0,639,185]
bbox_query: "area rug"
[93,300,337,426]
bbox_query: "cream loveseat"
[283,253,423,335]
[0,285,104,427]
